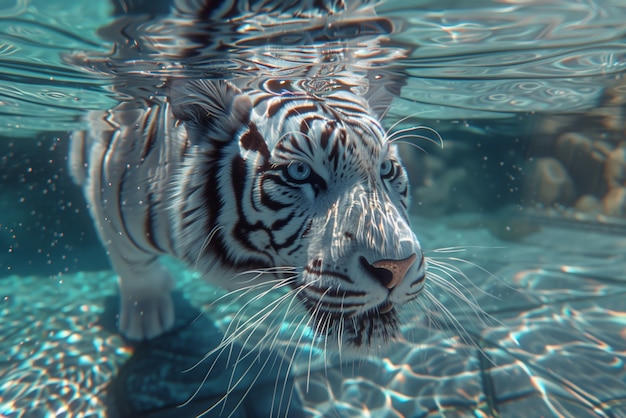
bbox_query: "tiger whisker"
[258,283,313,416]
[180,292,292,410]
[391,140,428,155]
[199,340,277,418]
[220,283,310,418]
[193,226,222,271]
[409,297,428,366]
[234,266,298,275]
[201,279,294,329]
[428,253,514,297]
[427,271,492,330]
[378,101,393,122]
[427,245,506,253]
[274,283,322,417]
[415,253,503,367]
[321,311,333,386]
[190,284,302,416]
[337,298,345,367]
[423,287,476,346]
[306,288,332,392]
[214,279,300,356]
[383,110,438,139]
[427,256,503,328]
[425,286,497,368]
[387,126,444,149]
[426,259,487,307]
[230,266,298,285]
[388,132,438,148]
[183,276,297,373]
[220,277,302,346]
[221,313,288,413]
[232,281,305,359]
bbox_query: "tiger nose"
[360,253,417,289]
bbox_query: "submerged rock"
[603,187,626,217]
[574,195,604,214]
[605,143,626,190]
[523,157,576,206]
[554,132,608,197]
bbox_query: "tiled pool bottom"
[1,214,625,417]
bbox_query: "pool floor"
[1,213,625,417]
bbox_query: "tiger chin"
[70,78,425,352]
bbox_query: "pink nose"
[361,253,417,289]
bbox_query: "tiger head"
[170,79,425,351]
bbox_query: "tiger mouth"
[299,296,401,348]
[378,300,394,314]
[296,264,423,347]
[338,303,400,348]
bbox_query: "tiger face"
[171,80,425,350]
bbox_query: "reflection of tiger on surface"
[70,0,425,352]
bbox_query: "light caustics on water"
[1,1,626,418]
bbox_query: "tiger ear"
[168,79,251,140]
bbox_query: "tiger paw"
[118,291,175,340]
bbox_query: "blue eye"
[286,161,312,182]
[380,160,395,178]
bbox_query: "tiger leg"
[71,108,177,340]
[107,248,175,340]
[88,142,175,340]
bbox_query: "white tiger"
[70,0,425,351]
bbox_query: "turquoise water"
[1,0,626,417]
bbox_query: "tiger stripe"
[70,0,422,352]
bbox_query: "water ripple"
[1,0,625,134]
[0,0,28,19]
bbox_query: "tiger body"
[71,1,425,350]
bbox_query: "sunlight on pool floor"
[1,216,625,417]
